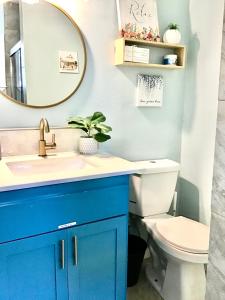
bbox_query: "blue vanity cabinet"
[68,216,128,300]
[0,229,68,300]
[0,175,129,300]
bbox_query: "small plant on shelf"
[68,112,112,154]
[163,23,181,44]
[168,23,179,30]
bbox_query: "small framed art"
[136,74,163,107]
[59,51,79,73]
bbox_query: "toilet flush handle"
[172,191,178,216]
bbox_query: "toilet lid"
[155,216,209,254]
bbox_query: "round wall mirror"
[0,0,86,108]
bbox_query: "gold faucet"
[39,118,56,157]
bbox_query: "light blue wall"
[0,0,190,161]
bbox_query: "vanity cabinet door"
[0,230,68,300]
[68,216,128,300]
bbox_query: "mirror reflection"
[0,0,86,108]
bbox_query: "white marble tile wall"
[210,103,225,218]
[206,10,225,298]
[206,111,225,300]
[0,128,80,157]
[206,213,225,300]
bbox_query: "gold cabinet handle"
[61,240,65,269]
[74,236,78,266]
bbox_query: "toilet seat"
[155,216,209,254]
[143,216,209,264]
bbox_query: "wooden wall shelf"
[114,38,186,70]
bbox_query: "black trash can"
[127,234,147,287]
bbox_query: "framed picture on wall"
[116,0,160,41]
[59,51,79,73]
[136,74,163,107]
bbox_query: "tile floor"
[127,260,162,300]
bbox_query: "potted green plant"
[68,112,112,154]
[163,23,181,44]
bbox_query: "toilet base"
[162,259,206,300]
[145,258,206,300]
[145,260,164,296]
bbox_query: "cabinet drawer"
[0,176,129,243]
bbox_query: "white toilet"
[129,159,209,300]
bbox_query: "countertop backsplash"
[0,128,80,157]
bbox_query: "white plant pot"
[79,137,98,155]
[163,29,181,44]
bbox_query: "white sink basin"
[6,156,94,176]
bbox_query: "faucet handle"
[45,133,56,149]
[51,133,56,147]
[52,134,55,144]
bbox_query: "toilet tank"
[129,159,180,217]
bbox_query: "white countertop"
[0,152,142,192]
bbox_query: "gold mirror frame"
[0,1,87,109]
